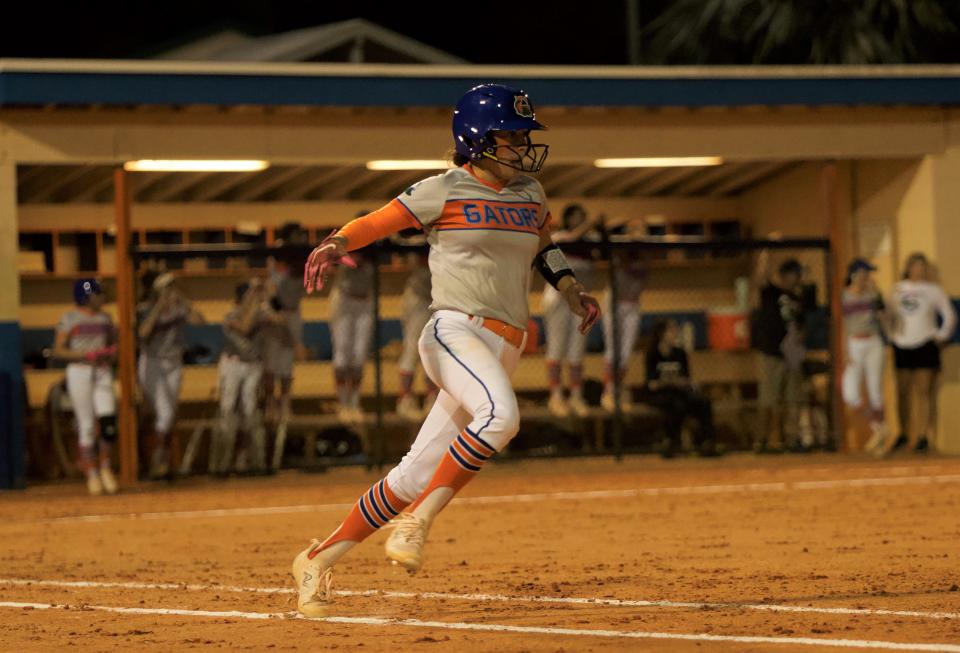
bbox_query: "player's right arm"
[304,173,451,294]
[52,328,85,362]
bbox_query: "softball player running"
[543,203,598,418]
[396,248,438,420]
[601,253,645,411]
[54,279,119,495]
[292,84,601,618]
[840,258,888,454]
[329,234,375,424]
[137,271,204,478]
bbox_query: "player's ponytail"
[446,148,470,167]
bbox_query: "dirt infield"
[1,453,959,652]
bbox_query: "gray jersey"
[57,309,114,354]
[222,307,267,362]
[842,288,883,338]
[404,265,432,304]
[334,259,375,298]
[137,301,189,360]
[271,269,304,312]
[395,166,550,329]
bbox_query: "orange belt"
[470,315,525,349]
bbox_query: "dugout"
[2,60,960,488]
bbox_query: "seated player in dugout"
[642,320,721,458]
[137,270,205,479]
[53,279,119,496]
[292,83,602,618]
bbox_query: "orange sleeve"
[338,199,422,251]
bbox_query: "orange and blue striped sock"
[309,478,407,557]
[409,429,497,512]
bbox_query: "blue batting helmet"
[73,278,103,305]
[452,84,548,172]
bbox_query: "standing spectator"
[53,279,118,495]
[396,244,437,421]
[263,222,308,468]
[137,271,204,479]
[643,320,721,458]
[753,249,807,453]
[544,204,599,418]
[840,258,888,454]
[885,253,957,453]
[210,279,271,475]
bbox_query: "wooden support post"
[821,162,846,451]
[114,167,138,484]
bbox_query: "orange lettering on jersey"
[435,200,541,234]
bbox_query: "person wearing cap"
[884,253,957,454]
[54,278,119,495]
[137,270,205,479]
[841,258,888,454]
[753,245,808,453]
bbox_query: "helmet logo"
[513,95,534,118]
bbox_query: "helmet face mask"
[453,83,549,174]
[480,131,549,173]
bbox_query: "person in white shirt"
[885,253,957,454]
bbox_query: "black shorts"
[893,340,941,370]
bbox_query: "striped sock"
[398,371,414,398]
[568,363,583,391]
[409,429,497,513]
[309,478,407,557]
[546,360,562,390]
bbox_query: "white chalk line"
[1,600,958,651]
[2,577,958,622]
[31,473,960,525]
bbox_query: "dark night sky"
[0,1,643,64]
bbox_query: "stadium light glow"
[366,160,453,171]
[123,160,270,172]
[593,157,723,168]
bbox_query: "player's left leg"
[293,390,468,617]
[384,314,523,570]
[92,367,119,494]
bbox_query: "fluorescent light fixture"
[123,160,270,172]
[594,156,723,168]
[366,160,453,171]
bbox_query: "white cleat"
[291,540,334,618]
[547,392,570,418]
[85,470,103,496]
[600,390,615,412]
[865,421,889,456]
[396,395,422,421]
[568,394,591,418]
[385,512,428,573]
[99,466,119,495]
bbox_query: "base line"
[1,577,957,621]
[0,600,957,651]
